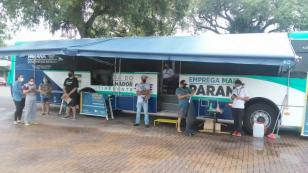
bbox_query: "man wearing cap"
[176,80,195,135]
[134,75,151,128]
[231,79,249,137]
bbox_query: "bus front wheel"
[244,103,278,135]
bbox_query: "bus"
[288,32,308,136]
[4,33,307,135]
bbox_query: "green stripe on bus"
[248,75,306,92]
[191,96,231,102]
[96,91,157,97]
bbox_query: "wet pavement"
[1,86,308,173]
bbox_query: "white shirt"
[232,86,249,109]
[136,83,151,103]
[163,68,174,79]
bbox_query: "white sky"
[5,23,215,46]
[5,23,64,46]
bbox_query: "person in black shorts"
[63,70,79,119]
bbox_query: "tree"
[0,4,7,46]
[192,0,308,34]
[1,0,190,38]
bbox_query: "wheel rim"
[250,110,271,129]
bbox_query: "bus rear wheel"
[244,103,277,135]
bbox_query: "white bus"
[2,33,307,135]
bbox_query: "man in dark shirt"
[63,70,79,119]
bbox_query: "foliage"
[1,0,190,38]
[192,0,308,33]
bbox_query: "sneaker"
[32,122,39,125]
[13,121,18,125]
[133,123,140,126]
[25,123,30,126]
[184,132,193,137]
[232,131,238,136]
[235,132,242,137]
[17,120,22,123]
[62,114,70,119]
[145,125,150,128]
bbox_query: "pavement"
[1,86,308,173]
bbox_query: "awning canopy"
[0,38,110,56]
[0,33,296,66]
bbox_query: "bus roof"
[0,33,296,66]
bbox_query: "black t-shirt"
[64,77,79,97]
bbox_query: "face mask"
[236,86,242,89]
[29,81,34,85]
[183,83,188,88]
[19,78,24,82]
[68,73,73,78]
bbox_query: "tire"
[244,103,278,135]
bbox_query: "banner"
[80,92,108,117]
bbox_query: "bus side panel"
[115,96,157,113]
[15,56,72,105]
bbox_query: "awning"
[0,33,296,66]
[0,38,110,56]
[73,33,296,65]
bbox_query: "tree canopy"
[0,0,307,41]
[192,0,308,34]
[1,0,190,38]
[0,4,7,46]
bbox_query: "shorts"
[177,107,188,118]
[41,96,51,103]
[67,96,78,107]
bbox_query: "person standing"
[63,70,79,119]
[12,74,25,124]
[134,75,151,128]
[231,79,249,137]
[23,77,38,126]
[176,80,195,134]
[39,76,52,115]
[162,63,175,94]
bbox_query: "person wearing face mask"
[62,70,79,119]
[39,76,52,115]
[176,80,195,134]
[162,63,175,94]
[134,75,151,128]
[23,77,38,126]
[12,74,25,124]
[231,79,249,137]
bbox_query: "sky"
[5,23,64,46]
[5,23,204,46]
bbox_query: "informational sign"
[180,74,237,99]
[80,92,108,118]
[91,72,158,96]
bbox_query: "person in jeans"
[231,79,249,137]
[23,77,38,126]
[176,80,195,135]
[12,74,25,124]
[39,76,52,115]
[134,75,151,128]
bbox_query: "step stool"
[154,118,178,129]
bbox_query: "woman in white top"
[231,79,249,137]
